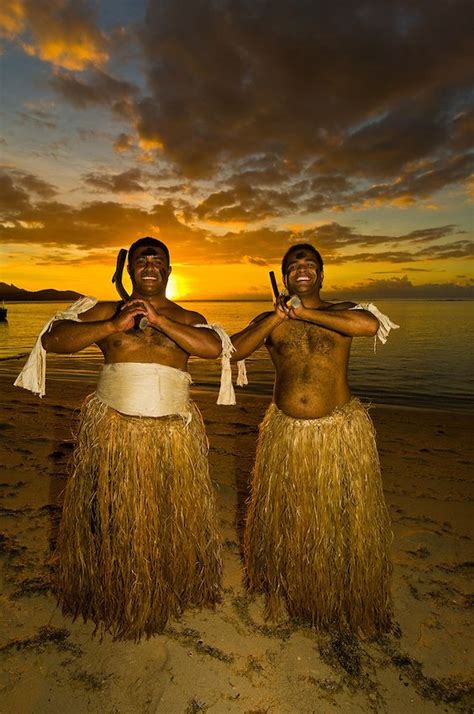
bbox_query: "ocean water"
[0,300,473,412]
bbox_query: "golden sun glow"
[166,273,181,301]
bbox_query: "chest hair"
[270,321,336,356]
[111,327,180,351]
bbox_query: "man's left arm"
[289,303,379,337]
[135,301,222,357]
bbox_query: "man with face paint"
[17,236,224,640]
[230,243,399,635]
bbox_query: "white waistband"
[96,362,192,418]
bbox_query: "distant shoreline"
[1,297,473,304]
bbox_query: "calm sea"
[0,300,473,412]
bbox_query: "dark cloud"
[1,179,471,281]
[83,168,146,193]
[16,108,57,130]
[193,184,297,222]
[77,128,112,141]
[328,275,474,299]
[34,249,117,267]
[337,153,474,209]
[292,222,462,253]
[0,172,31,213]
[315,95,453,179]
[0,169,57,212]
[196,222,473,267]
[18,174,57,199]
[399,226,467,243]
[16,0,470,219]
[243,255,269,266]
[0,197,204,258]
[374,267,437,273]
[230,154,298,186]
[450,109,474,151]
[49,67,137,114]
[113,132,134,153]
[132,0,473,192]
[326,241,474,265]
[154,183,189,195]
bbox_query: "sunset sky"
[1,0,473,300]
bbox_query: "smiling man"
[230,243,399,635]
[18,236,223,640]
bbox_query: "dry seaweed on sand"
[385,645,474,707]
[166,627,234,663]
[0,626,80,656]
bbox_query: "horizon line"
[2,296,473,304]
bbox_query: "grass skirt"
[55,395,222,640]
[244,398,392,635]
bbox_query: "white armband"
[14,296,97,397]
[194,323,247,404]
[350,302,399,351]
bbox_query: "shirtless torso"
[231,248,378,419]
[79,300,206,371]
[42,245,221,365]
[258,302,355,418]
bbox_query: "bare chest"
[268,321,338,357]
[104,326,183,355]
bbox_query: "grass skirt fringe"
[55,395,222,640]
[244,398,392,635]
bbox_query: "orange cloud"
[0,0,25,36]
[138,136,164,151]
[22,36,107,71]
[113,133,134,154]
[2,0,108,70]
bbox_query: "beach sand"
[0,374,472,713]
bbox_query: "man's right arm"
[41,302,146,353]
[230,308,285,361]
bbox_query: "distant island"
[0,283,83,302]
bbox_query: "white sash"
[14,296,97,397]
[96,362,192,419]
[350,302,400,351]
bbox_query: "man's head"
[281,243,324,294]
[127,236,171,295]
[281,243,323,276]
[128,236,170,267]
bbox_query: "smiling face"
[283,248,324,296]
[128,245,171,297]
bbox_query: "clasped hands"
[114,299,163,332]
[274,294,303,321]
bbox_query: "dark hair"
[128,236,170,265]
[281,243,323,275]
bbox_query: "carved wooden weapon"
[112,249,148,330]
[268,270,301,308]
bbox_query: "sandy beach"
[0,374,472,713]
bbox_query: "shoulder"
[167,302,206,326]
[323,301,357,311]
[79,301,120,321]
[185,309,208,326]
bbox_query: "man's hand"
[282,302,380,337]
[274,295,291,320]
[276,294,302,320]
[132,299,164,329]
[114,301,148,332]
[120,301,221,357]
